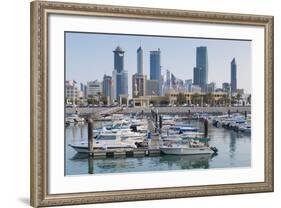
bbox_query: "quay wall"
[66,106,251,116]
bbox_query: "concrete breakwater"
[121,106,251,115]
[66,106,251,116]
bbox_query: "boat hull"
[160,147,213,155]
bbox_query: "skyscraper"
[222,82,231,94]
[113,46,128,99]
[193,67,200,85]
[103,74,112,103]
[194,46,208,91]
[171,73,176,89]
[132,74,147,97]
[137,46,143,75]
[150,48,162,95]
[166,70,171,88]
[133,46,146,97]
[231,58,237,94]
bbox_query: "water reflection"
[160,154,213,169]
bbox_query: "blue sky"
[65,32,252,95]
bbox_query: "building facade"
[222,82,231,94]
[193,46,208,91]
[113,46,128,99]
[65,80,82,101]
[231,58,237,94]
[102,74,112,103]
[132,74,147,97]
[150,48,162,95]
[146,79,158,96]
[137,46,143,75]
[87,80,102,98]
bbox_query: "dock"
[91,148,161,159]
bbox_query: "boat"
[68,131,143,153]
[65,114,84,125]
[160,138,217,155]
[239,124,251,133]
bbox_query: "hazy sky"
[65,32,252,95]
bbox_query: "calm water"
[65,120,251,175]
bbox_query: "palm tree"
[191,93,201,106]
[97,92,102,106]
[236,93,242,106]
[247,94,251,105]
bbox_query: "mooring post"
[159,115,162,134]
[228,109,231,117]
[88,156,93,174]
[245,110,247,119]
[155,114,158,133]
[204,119,208,137]
[188,109,191,123]
[87,118,93,156]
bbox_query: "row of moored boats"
[69,115,218,155]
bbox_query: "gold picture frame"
[30,1,274,207]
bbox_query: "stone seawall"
[66,106,251,116]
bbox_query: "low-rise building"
[87,80,102,98]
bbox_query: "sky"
[65,32,252,96]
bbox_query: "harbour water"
[65,120,251,175]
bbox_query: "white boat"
[160,139,216,155]
[69,132,142,153]
[239,124,251,133]
[65,114,84,124]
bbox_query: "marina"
[65,108,251,175]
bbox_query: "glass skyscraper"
[150,48,161,95]
[113,46,128,98]
[195,46,208,91]
[102,74,112,101]
[137,46,143,75]
[231,58,237,94]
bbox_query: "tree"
[203,93,214,106]
[101,96,108,105]
[97,92,102,106]
[191,93,201,106]
[176,93,187,105]
[247,94,251,105]
[236,93,242,106]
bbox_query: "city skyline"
[65,32,252,96]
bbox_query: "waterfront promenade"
[66,106,251,116]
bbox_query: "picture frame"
[30,1,274,207]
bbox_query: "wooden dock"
[91,148,161,159]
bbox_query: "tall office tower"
[132,74,147,97]
[171,73,177,89]
[185,79,193,92]
[113,46,128,98]
[150,48,162,95]
[137,46,143,75]
[193,67,200,86]
[222,82,231,94]
[102,74,112,103]
[121,70,128,95]
[166,70,171,88]
[231,58,237,94]
[195,46,208,91]
[146,80,159,96]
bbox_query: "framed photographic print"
[30,1,274,207]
